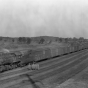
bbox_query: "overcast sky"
[0,0,88,38]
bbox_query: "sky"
[0,0,88,38]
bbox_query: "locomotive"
[0,42,88,73]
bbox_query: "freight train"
[0,42,88,72]
[20,44,88,65]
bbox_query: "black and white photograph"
[0,0,88,88]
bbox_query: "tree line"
[0,36,87,45]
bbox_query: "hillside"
[0,36,86,53]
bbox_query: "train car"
[65,47,70,54]
[69,46,71,52]
[20,48,51,65]
[72,46,75,52]
[58,47,64,55]
[61,47,65,54]
[32,48,51,61]
[19,50,34,65]
[50,47,58,57]
[68,46,72,53]
[43,48,51,59]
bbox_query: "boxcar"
[20,47,51,64]
[58,47,64,55]
[71,47,75,52]
[50,47,59,57]
[67,47,70,53]
[20,50,35,64]
[43,48,51,59]
[32,49,44,61]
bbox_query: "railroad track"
[0,49,88,88]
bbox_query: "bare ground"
[54,65,88,88]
